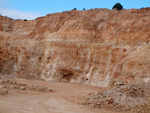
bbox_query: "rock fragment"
[0,89,8,95]
[45,87,52,92]
[20,86,26,90]
[114,81,124,86]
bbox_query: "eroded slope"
[0,8,150,87]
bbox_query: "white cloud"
[0,8,41,20]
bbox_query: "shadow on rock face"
[54,68,74,82]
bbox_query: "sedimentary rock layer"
[0,8,150,87]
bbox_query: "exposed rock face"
[0,8,150,87]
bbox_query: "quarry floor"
[0,78,129,113]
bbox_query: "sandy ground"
[0,78,127,113]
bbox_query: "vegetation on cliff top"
[112,3,123,10]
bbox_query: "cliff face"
[0,8,150,87]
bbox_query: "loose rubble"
[0,77,52,95]
[83,81,150,113]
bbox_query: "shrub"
[73,8,77,10]
[112,3,123,10]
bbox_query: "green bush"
[73,8,77,10]
[112,3,123,10]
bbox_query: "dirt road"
[0,78,125,113]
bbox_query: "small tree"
[112,3,123,10]
[73,8,77,10]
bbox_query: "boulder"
[9,85,17,89]
[20,86,26,90]
[114,81,124,86]
[45,88,52,92]
[0,89,8,95]
[0,85,6,89]
[106,97,114,104]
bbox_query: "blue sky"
[0,0,149,20]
